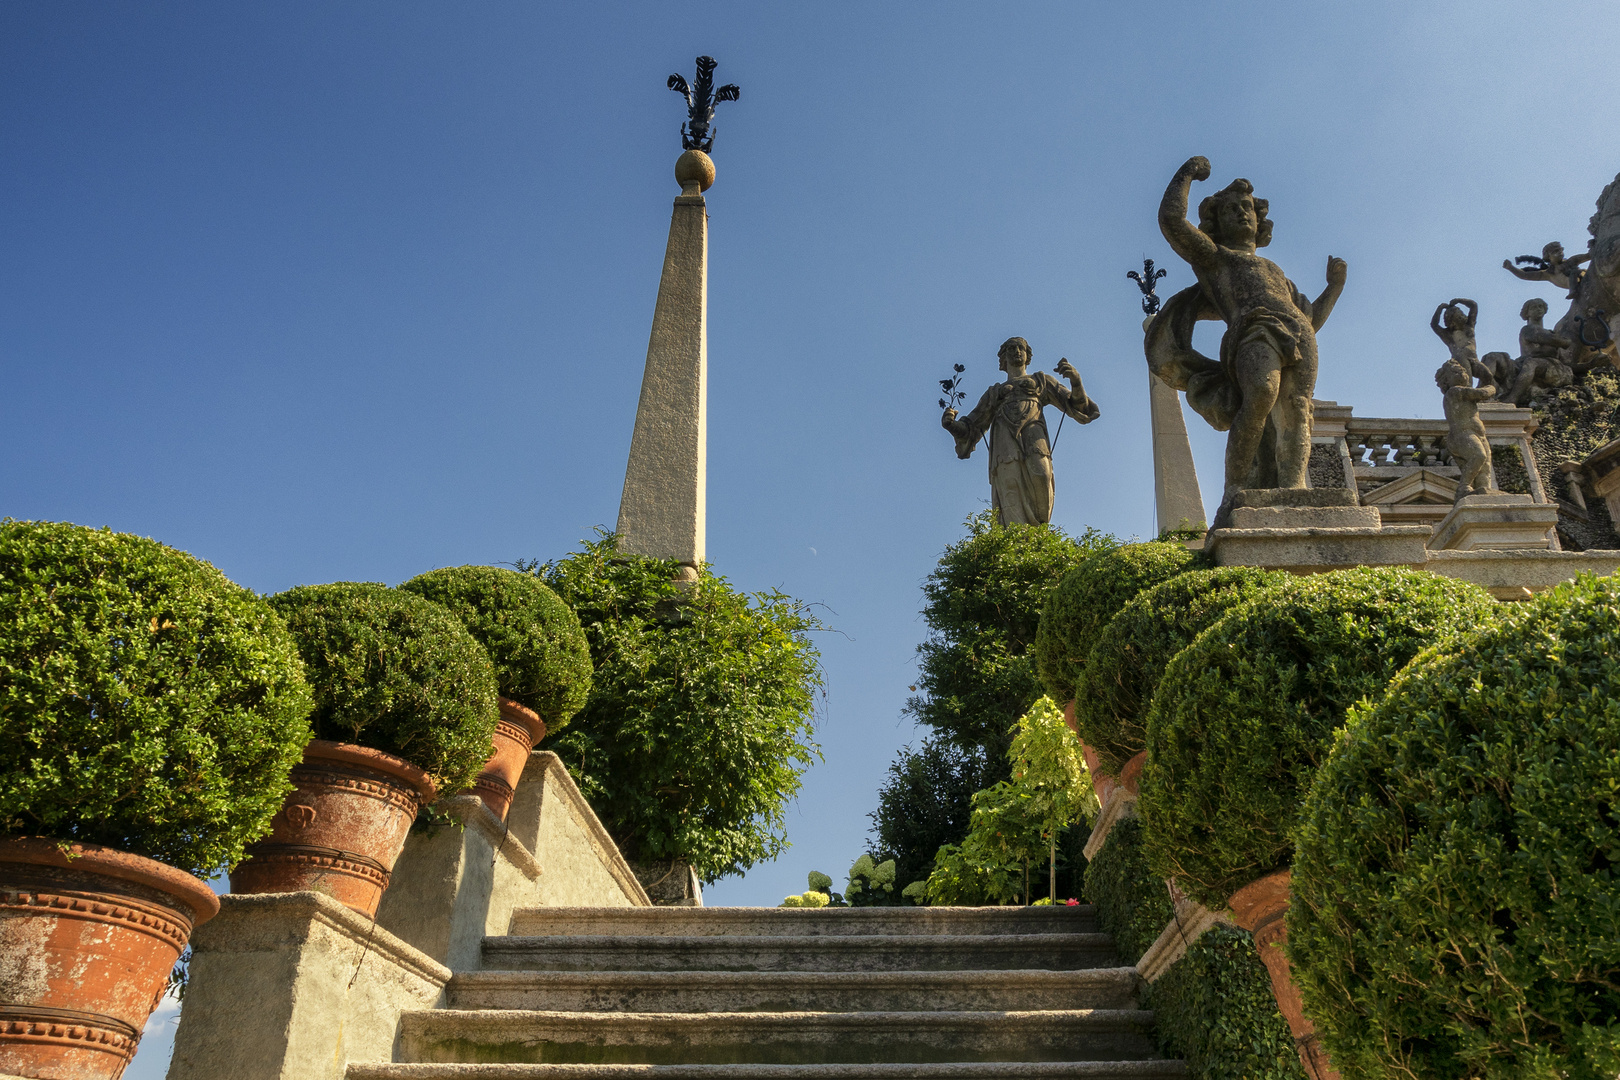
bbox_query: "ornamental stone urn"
[0,837,221,1080]
[230,740,436,918]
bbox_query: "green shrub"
[399,564,591,730]
[1289,573,1620,1080]
[269,582,499,795]
[1139,567,1498,909]
[846,853,898,905]
[540,534,822,881]
[1034,541,1197,705]
[1147,924,1305,1080]
[1073,567,1283,776]
[1082,818,1174,965]
[0,521,314,877]
[906,511,1111,759]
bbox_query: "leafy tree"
[536,533,824,882]
[924,696,1097,905]
[868,734,1000,892]
[904,512,1112,761]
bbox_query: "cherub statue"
[1496,297,1575,405]
[1436,358,1498,500]
[1149,156,1346,517]
[1503,241,1590,297]
[941,337,1100,526]
[1430,298,1479,369]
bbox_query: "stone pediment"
[1360,469,1459,525]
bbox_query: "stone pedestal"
[166,892,450,1080]
[1207,488,1431,572]
[1428,494,1560,551]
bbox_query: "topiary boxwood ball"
[0,520,314,878]
[1034,541,1196,704]
[270,582,499,795]
[400,565,591,731]
[1138,566,1498,910]
[1290,573,1620,1080]
[1073,566,1283,776]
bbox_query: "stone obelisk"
[1149,371,1207,533]
[617,58,738,589]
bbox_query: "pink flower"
[1064,898,1079,906]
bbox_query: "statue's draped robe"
[951,373,1098,525]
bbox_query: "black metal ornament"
[668,56,740,153]
[1127,258,1168,315]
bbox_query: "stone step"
[506,907,1099,938]
[447,968,1141,1013]
[482,934,1117,973]
[398,1009,1162,1066]
[349,1062,1187,1079]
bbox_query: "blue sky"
[4,4,1617,1071]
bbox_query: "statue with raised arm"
[1503,241,1590,295]
[1144,156,1346,519]
[941,337,1100,526]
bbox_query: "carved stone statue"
[1430,298,1479,369]
[941,337,1100,526]
[1502,173,1620,372]
[1436,357,1498,500]
[1145,156,1346,518]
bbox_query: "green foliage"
[1073,567,1283,776]
[540,533,823,881]
[399,565,591,730]
[1139,567,1498,909]
[1147,925,1306,1080]
[807,870,833,893]
[1290,573,1620,1080]
[906,512,1111,757]
[1081,818,1173,965]
[1034,541,1197,704]
[780,890,830,908]
[845,853,899,905]
[0,521,314,877]
[869,735,1000,891]
[924,697,1097,906]
[269,582,499,795]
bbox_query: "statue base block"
[1428,494,1560,551]
[1208,489,1431,572]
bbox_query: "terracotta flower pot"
[1117,749,1148,797]
[1064,699,1117,806]
[0,837,220,1080]
[230,740,435,918]
[1227,869,1340,1080]
[472,698,547,822]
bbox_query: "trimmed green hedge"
[1082,817,1173,965]
[1138,567,1498,909]
[270,582,499,795]
[1073,567,1282,776]
[400,565,591,731]
[0,521,313,877]
[1290,573,1620,1080]
[1034,542,1196,705]
[1148,925,1306,1080]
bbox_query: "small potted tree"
[0,521,314,1080]
[400,565,591,820]
[231,582,499,917]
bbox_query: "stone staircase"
[345,906,1185,1079]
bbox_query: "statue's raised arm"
[1158,156,1218,270]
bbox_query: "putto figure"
[1145,156,1346,518]
[940,337,1100,526]
[1435,357,1498,500]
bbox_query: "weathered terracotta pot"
[0,837,220,1080]
[230,740,434,918]
[472,698,547,822]
[1064,700,1117,806]
[1116,749,1148,797]
[1227,869,1341,1080]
